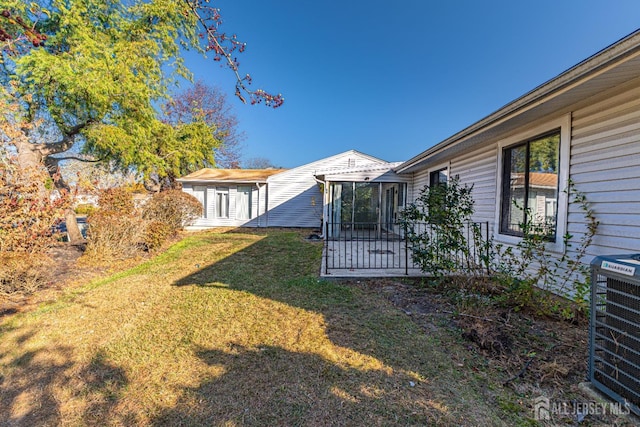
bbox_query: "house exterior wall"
[407,145,498,236]
[450,143,498,225]
[180,150,388,229]
[569,78,640,257]
[267,151,386,228]
[182,183,267,228]
[404,76,640,266]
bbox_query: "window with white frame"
[236,186,252,220]
[493,115,570,251]
[216,187,229,218]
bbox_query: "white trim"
[493,114,571,253]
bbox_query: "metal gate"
[323,221,489,276]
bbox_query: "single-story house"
[181,28,640,263]
[178,150,403,229]
[177,168,282,228]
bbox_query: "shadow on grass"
[173,232,419,367]
[0,230,502,425]
[153,343,437,426]
[168,231,487,425]
[0,326,131,425]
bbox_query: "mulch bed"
[349,278,638,426]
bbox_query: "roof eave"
[177,178,269,184]
[396,29,640,174]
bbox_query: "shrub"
[0,253,52,296]
[85,190,145,260]
[490,180,598,318]
[402,178,597,320]
[400,176,486,279]
[85,210,144,260]
[0,161,68,254]
[0,150,68,294]
[74,203,96,216]
[142,189,203,231]
[143,220,173,251]
[97,187,135,214]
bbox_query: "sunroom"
[315,163,420,275]
[315,162,410,239]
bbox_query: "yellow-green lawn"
[0,229,526,426]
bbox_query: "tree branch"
[51,155,106,163]
[35,121,93,156]
[179,0,283,108]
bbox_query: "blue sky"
[182,1,640,168]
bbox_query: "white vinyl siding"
[449,143,498,224]
[267,151,386,227]
[411,168,430,202]
[570,80,640,257]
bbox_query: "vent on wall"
[347,158,356,168]
[590,254,640,416]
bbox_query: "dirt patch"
[349,278,638,426]
[0,243,99,318]
[0,237,160,319]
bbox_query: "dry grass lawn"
[0,229,529,426]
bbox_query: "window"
[500,130,560,239]
[216,187,229,218]
[429,167,448,187]
[192,186,207,218]
[236,186,252,220]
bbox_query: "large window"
[216,187,229,218]
[500,130,560,239]
[236,186,252,220]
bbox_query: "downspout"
[265,182,269,227]
[377,181,382,239]
[313,175,326,238]
[255,182,261,228]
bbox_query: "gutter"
[313,174,326,238]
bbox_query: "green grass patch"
[0,229,525,426]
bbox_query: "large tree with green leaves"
[0,0,281,241]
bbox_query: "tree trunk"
[64,208,84,243]
[46,157,85,244]
[14,135,85,244]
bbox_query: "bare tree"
[163,81,244,169]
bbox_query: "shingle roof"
[177,168,286,183]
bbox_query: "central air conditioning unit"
[590,254,640,416]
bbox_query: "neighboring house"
[180,29,640,264]
[395,29,640,260]
[178,168,283,228]
[179,150,397,229]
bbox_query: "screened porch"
[326,181,407,240]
